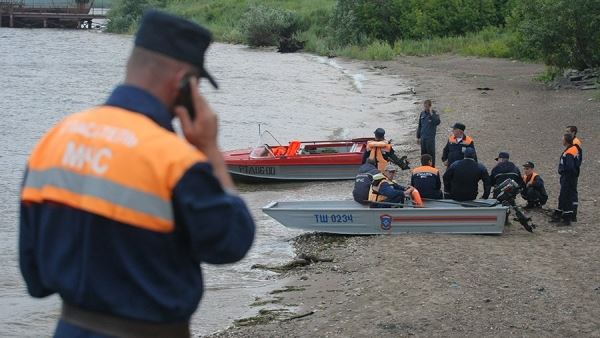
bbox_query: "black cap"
[495,152,509,161]
[135,10,218,88]
[452,123,466,131]
[522,161,535,168]
[374,128,385,138]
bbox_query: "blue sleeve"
[20,203,54,298]
[480,164,491,199]
[379,182,404,199]
[442,141,449,162]
[443,163,455,192]
[561,154,576,174]
[432,111,441,126]
[416,112,422,139]
[172,162,255,265]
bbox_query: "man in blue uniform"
[353,159,380,204]
[410,154,443,199]
[441,122,476,167]
[490,152,525,198]
[551,134,581,225]
[443,147,490,201]
[416,99,441,166]
[19,11,255,337]
[566,125,582,221]
[520,161,548,209]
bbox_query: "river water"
[0,28,416,336]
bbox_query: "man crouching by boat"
[353,159,380,204]
[368,163,414,208]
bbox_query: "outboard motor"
[493,179,535,233]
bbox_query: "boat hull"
[262,200,508,235]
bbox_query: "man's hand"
[174,78,235,190]
[174,77,218,152]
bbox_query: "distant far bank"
[105,0,599,80]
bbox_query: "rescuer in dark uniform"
[442,122,476,167]
[353,159,380,204]
[566,125,582,221]
[520,161,548,209]
[551,133,581,225]
[490,152,525,198]
[416,99,441,166]
[19,11,255,337]
[443,147,491,201]
[410,154,443,199]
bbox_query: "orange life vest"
[448,134,473,145]
[367,140,392,171]
[21,106,205,233]
[523,172,539,186]
[272,146,287,156]
[285,140,301,157]
[368,177,391,203]
[410,189,424,208]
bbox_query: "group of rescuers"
[353,99,582,227]
[16,10,584,338]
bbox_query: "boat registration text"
[314,214,354,223]
[238,166,276,175]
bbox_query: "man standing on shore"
[551,134,581,225]
[19,11,255,337]
[566,125,582,221]
[442,122,476,167]
[416,99,441,166]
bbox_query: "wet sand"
[209,56,600,337]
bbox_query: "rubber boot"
[549,210,562,223]
[560,213,572,226]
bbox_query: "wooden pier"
[0,0,107,29]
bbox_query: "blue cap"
[463,147,476,158]
[495,152,509,161]
[374,128,385,138]
[135,10,218,88]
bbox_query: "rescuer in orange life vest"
[520,161,548,209]
[551,133,582,225]
[368,163,415,208]
[19,11,255,337]
[442,122,476,167]
[566,125,582,221]
[362,128,410,172]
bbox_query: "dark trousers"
[420,138,436,166]
[573,176,579,216]
[521,187,547,205]
[557,175,577,214]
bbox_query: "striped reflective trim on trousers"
[24,167,173,222]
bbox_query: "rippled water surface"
[0,28,415,336]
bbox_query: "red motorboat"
[223,134,372,181]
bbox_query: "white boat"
[262,200,508,235]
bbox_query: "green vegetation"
[107,0,600,71]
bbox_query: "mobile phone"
[175,75,195,120]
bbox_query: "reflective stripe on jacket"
[22,106,204,233]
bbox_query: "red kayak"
[223,138,372,181]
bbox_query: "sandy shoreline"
[209,56,600,337]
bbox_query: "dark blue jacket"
[353,163,379,203]
[442,135,476,166]
[416,110,440,140]
[410,165,442,199]
[443,158,491,201]
[490,161,524,188]
[559,145,581,177]
[19,85,255,325]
